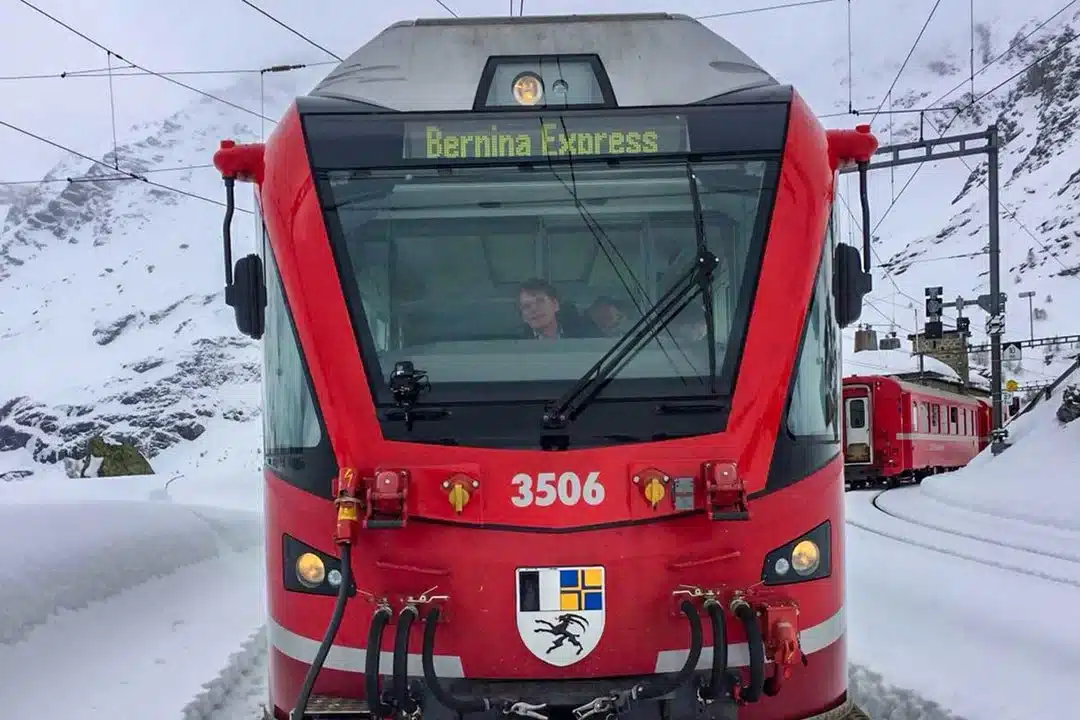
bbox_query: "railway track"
[846,490,1080,589]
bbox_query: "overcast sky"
[0,0,1041,182]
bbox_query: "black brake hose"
[366,605,393,718]
[634,600,703,701]
[290,544,353,720]
[732,601,765,703]
[393,606,418,714]
[422,607,493,714]
[701,600,728,700]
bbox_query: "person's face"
[519,289,559,331]
[590,303,623,334]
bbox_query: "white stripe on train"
[267,605,845,678]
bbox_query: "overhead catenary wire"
[866,0,943,127]
[0,118,250,213]
[0,61,337,82]
[433,0,458,17]
[16,0,273,123]
[0,163,217,186]
[238,0,342,61]
[695,0,835,21]
[818,0,1080,119]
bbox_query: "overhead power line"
[16,0,272,123]
[0,118,250,213]
[0,164,216,187]
[0,61,336,82]
[433,0,458,17]
[696,0,836,20]
[238,0,342,61]
[867,28,1080,236]
[866,0,943,126]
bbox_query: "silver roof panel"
[310,13,778,111]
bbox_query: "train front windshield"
[307,109,783,445]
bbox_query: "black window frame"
[763,205,841,495]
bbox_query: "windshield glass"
[319,157,777,404]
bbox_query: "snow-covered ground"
[0,439,268,720]
[4,1,1080,718]
[845,366,1080,720]
[3,367,1079,719]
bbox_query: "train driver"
[517,278,598,339]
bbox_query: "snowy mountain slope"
[826,2,1080,392]
[5,2,1080,471]
[0,67,324,474]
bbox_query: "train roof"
[309,13,780,111]
[845,374,990,405]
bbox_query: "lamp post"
[1019,290,1035,341]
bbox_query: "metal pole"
[914,308,924,377]
[1020,291,1035,341]
[987,125,1005,453]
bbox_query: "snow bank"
[843,348,969,383]
[0,545,266,720]
[0,495,261,644]
[920,366,1080,531]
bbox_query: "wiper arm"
[685,163,718,393]
[542,246,719,430]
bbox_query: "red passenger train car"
[842,374,991,490]
[211,12,879,720]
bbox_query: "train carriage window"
[930,404,940,433]
[911,402,918,431]
[848,398,866,429]
[919,402,928,433]
[949,406,958,434]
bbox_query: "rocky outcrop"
[0,335,260,466]
[1056,384,1080,423]
[76,435,154,477]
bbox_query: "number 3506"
[510,471,605,507]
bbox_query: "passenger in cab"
[517,278,598,339]
[587,296,635,336]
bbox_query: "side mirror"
[833,243,871,328]
[226,254,266,340]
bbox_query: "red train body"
[211,12,879,720]
[842,374,991,490]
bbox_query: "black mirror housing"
[226,253,266,339]
[833,243,871,328]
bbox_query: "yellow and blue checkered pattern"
[558,568,604,612]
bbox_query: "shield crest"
[515,566,605,667]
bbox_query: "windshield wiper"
[542,246,720,431]
[685,163,718,393]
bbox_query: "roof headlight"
[511,72,544,106]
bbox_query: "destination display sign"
[404,114,690,161]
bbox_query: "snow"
[844,348,964,381]
[845,364,1080,719]
[3,1,1080,718]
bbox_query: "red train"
[212,12,879,720]
[842,374,991,490]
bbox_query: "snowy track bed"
[846,520,1080,720]
[0,547,266,719]
[874,486,1080,563]
[845,489,1080,587]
